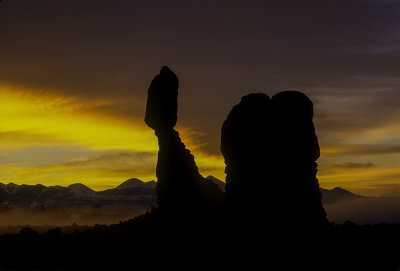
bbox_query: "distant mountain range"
[0,176,361,211]
[320,187,363,204]
[2,176,400,226]
[0,178,157,211]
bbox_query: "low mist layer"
[1,179,399,234]
[325,197,400,225]
[0,206,149,227]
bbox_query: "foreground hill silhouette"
[0,67,399,270]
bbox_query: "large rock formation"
[220,93,272,219]
[221,91,327,228]
[145,66,326,229]
[145,67,224,216]
[271,91,327,227]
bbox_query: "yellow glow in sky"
[0,86,225,190]
[0,87,156,151]
[2,85,400,196]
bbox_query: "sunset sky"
[1,0,400,196]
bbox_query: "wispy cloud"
[329,162,377,169]
[321,144,400,157]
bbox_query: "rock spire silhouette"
[145,66,224,215]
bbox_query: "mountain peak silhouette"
[205,176,226,192]
[115,178,146,189]
[321,187,363,204]
[67,183,95,195]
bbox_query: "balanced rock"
[145,66,179,131]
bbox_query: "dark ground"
[0,209,399,271]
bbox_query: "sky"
[1,0,400,195]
